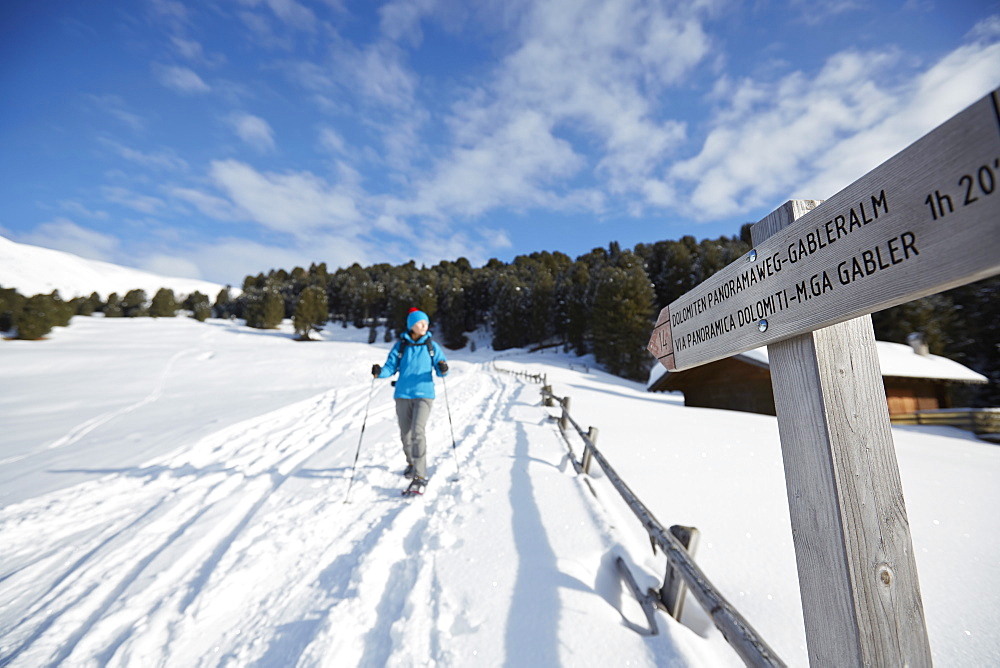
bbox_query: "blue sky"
[2,0,998,286]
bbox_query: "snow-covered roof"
[736,341,987,383]
[649,340,988,386]
[647,361,668,387]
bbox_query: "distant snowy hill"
[0,235,226,299]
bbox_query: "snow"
[648,340,987,387]
[737,341,988,383]
[2,316,998,667]
[0,235,227,300]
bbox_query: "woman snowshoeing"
[371,308,449,495]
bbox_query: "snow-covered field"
[2,316,998,667]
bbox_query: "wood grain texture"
[755,207,931,667]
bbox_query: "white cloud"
[318,127,346,154]
[665,49,903,218]
[789,0,865,26]
[87,94,145,131]
[228,113,277,152]
[170,36,226,67]
[659,34,1000,221]
[243,0,318,30]
[59,200,109,220]
[187,236,371,285]
[408,228,497,268]
[17,219,120,263]
[207,159,362,236]
[479,226,513,251]
[102,187,167,214]
[397,110,584,220]
[141,254,205,280]
[156,65,211,94]
[288,42,425,171]
[101,139,189,172]
[170,187,245,221]
[235,0,319,49]
[171,36,204,60]
[337,41,419,110]
[969,14,1000,41]
[149,0,189,26]
[390,0,711,222]
[378,0,438,45]
[796,39,1000,202]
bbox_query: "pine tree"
[149,288,178,318]
[17,294,58,340]
[121,289,148,317]
[946,275,1000,406]
[243,288,264,328]
[561,258,597,354]
[103,293,123,317]
[871,294,955,355]
[73,292,102,316]
[214,287,233,319]
[491,270,534,351]
[184,291,211,322]
[435,274,470,349]
[292,285,328,340]
[1,286,26,333]
[263,288,284,328]
[48,291,73,327]
[591,252,656,381]
[246,288,284,329]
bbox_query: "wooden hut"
[648,338,988,418]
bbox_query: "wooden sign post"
[649,90,1000,372]
[649,89,1000,666]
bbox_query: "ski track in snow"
[0,365,535,667]
[43,348,202,454]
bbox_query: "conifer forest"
[2,230,998,405]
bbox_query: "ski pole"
[442,373,460,477]
[344,376,376,503]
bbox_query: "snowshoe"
[402,476,427,496]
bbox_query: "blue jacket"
[378,332,448,399]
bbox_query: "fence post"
[559,396,570,431]
[542,385,554,407]
[582,427,598,474]
[659,525,699,620]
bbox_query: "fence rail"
[892,408,1000,441]
[492,362,786,667]
[491,361,547,385]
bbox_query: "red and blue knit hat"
[406,307,429,330]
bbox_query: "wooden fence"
[492,363,786,667]
[490,361,547,385]
[892,408,1000,442]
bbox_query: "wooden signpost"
[649,89,999,667]
[649,90,1000,372]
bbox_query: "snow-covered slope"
[2,317,997,666]
[0,235,226,299]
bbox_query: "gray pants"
[395,398,433,479]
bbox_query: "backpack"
[399,336,436,359]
